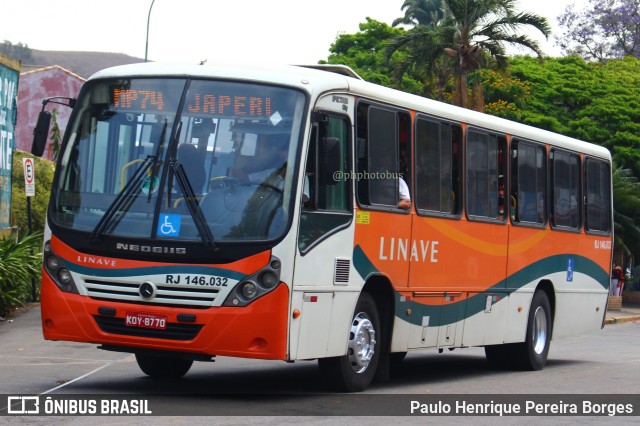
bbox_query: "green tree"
[480,68,532,121]
[506,56,640,175]
[612,168,640,261]
[321,18,424,95]
[484,56,640,262]
[387,0,551,109]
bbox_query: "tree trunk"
[453,72,468,108]
[470,79,485,112]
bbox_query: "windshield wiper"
[90,155,156,242]
[163,121,217,252]
[90,120,168,242]
[170,160,217,252]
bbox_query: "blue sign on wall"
[0,54,20,233]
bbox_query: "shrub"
[0,232,42,316]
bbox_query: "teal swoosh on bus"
[64,263,248,281]
[352,244,609,327]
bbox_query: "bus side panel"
[355,210,413,288]
[460,292,510,347]
[408,217,509,292]
[554,289,607,338]
[503,290,535,343]
[289,289,360,359]
[406,216,509,349]
[507,226,610,340]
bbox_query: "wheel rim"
[348,312,376,373]
[532,306,548,355]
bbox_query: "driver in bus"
[234,134,289,186]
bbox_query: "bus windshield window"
[51,78,306,242]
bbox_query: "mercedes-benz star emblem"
[139,281,157,299]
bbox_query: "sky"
[2,0,589,65]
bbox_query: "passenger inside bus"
[398,178,411,209]
[398,147,411,209]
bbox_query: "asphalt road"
[1,304,639,425]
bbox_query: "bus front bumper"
[40,273,289,360]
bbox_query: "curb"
[604,315,640,325]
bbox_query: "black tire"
[390,352,407,364]
[318,292,381,392]
[484,344,516,369]
[512,290,552,370]
[135,354,193,379]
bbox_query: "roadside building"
[14,65,85,161]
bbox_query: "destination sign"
[112,88,273,117]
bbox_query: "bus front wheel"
[135,354,193,378]
[318,292,381,392]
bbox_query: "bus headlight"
[46,255,60,270]
[241,282,258,299]
[259,271,278,289]
[223,255,282,307]
[58,268,73,284]
[43,240,79,294]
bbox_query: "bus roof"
[90,62,611,161]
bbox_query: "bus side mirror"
[319,137,340,186]
[31,110,52,157]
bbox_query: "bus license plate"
[125,312,167,330]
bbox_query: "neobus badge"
[115,243,187,255]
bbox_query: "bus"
[32,62,613,392]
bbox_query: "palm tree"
[387,0,551,109]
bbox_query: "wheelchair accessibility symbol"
[567,258,574,282]
[158,214,181,237]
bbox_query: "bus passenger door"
[291,112,355,360]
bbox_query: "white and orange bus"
[32,62,612,391]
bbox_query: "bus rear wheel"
[513,290,552,370]
[484,291,552,371]
[135,354,193,378]
[318,292,381,392]
[484,344,515,369]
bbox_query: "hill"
[22,49,145,79]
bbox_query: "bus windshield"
[51,77,306,243]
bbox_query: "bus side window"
[298,114,352,252]
[415,117,461,216]
[550,149,581,229]
[584,158,611,233]
[355,102,411,211]
[511,140,547,225]
[466,129,506,221]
